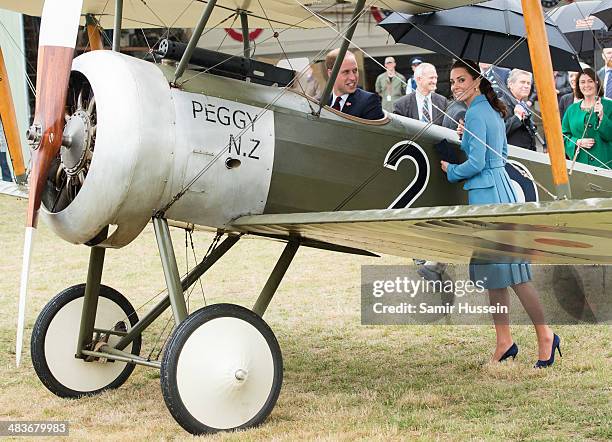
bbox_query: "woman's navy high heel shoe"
[498,343,518,362]
[534,334,561,368]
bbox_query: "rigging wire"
[466,3,612,172]
[136,0,197,58]
[160,0,599,212]
[256,0,317,114]
[157,2,377,214]
[25,0,605,212]
[0,20,36,97]
[379,0,611,172]
[178,0,346,86]
[125,228,221,361]
[216,14,238,51]
[298,0,562,207]
[312,0,612,208]
[146,229,222,361]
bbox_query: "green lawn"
[0,194,610,441]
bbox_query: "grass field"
[0,194,610,441]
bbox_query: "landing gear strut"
[31,216,299,435]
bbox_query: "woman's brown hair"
[575,68,603,99]
[451,59,507,117]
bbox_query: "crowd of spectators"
[297,46,611,169]
[371,47,612,168]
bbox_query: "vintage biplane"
[1,0,612,435]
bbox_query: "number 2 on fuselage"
[384,141,430,209]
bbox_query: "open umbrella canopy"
[592,0,612,30]
[379,0,581,72]
[549,1,609,53]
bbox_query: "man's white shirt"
[331,93,349,111]
[415,89,434,121]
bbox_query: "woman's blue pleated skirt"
[468,166,532,289]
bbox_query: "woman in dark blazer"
[440,59,560,368]
[558,71,578,120]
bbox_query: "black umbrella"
[549,1,609,53]
[379,0,581,72]
[592,0,612,30]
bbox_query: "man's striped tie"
[421,96,431,123]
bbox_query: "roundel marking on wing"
[477,231,606,256]
[534,238,593,248]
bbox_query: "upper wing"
[0,0,486,29]
[364,0,486,14]
[0,0,327,29]
[231,198,612,264]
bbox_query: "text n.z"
[229,134,260,160]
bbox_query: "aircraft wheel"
[160,303,283,435]
[31,284,142,398]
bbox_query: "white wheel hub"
[44,297,133,392]
[176,317,275,430]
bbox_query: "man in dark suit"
[392,63,447,125]
[479,62,511,99]
[325,49,384,120]
[500,69,537,151]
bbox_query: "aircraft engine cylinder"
[40,51,175,247]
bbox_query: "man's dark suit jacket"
[484,66,510,98]
[599,67,611,98]
[501,94,535,150]
[330,88,385,120]
[392,91,448,125]
[529,71,572,105]
[558,92,575,120]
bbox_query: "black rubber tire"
[160,303,283,435]
[30,283,142,398]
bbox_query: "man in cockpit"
[326,49,385,120]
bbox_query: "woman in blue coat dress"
[440,59,560,368]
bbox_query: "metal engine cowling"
[40,51,175,247]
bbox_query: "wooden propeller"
[17,0,83,366]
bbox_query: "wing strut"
[521,0,571,199]
[0,45,26,184]
[317,0,366,114]
[240,10,251,59]
[112,0,123,51]
[173,0,219,83]
[86,14,104,50]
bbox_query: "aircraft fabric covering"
[0,0,328,29]
[232,198,612,265]
[0,0,487,29]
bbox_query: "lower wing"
[232,198,612,264]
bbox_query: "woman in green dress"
[562,68,612,168]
